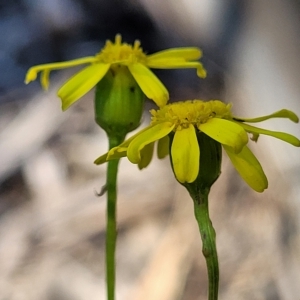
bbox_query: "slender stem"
[192,187,219,300]
[106,134,125,300]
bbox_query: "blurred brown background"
[0,0,300,299]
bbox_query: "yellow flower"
[25,34,206,111]
[94,100,300,192]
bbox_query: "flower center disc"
[151,100,232,130]
[96,34,147,64]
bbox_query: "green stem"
[192,187,219,300]
[106,134,125,300]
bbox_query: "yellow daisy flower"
[94,100,300,192]
[25,34,206,110]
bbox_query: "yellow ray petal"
[58,63,110,111]
[127,122,174,164]
[171,125,199,183]
[25,56,96,85]
[238,122,300,147]
[94,126,155,165]
[146,61,207,78]
[223,145,268,192]
[147,48,202,61]
[157,135,170,159]
[41,70,50,90]
[128,63,169,107]
[93,147,128,165]
[94,152,108,165]
[138,142,155,169]
[233,109,299,123]
[107,147,128,160]
[199,118,248,153]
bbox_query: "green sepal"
[95,65,145,138]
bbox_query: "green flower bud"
[95,65,144,138]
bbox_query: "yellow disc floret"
[96,34,147,65]
[151,100,233,130]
